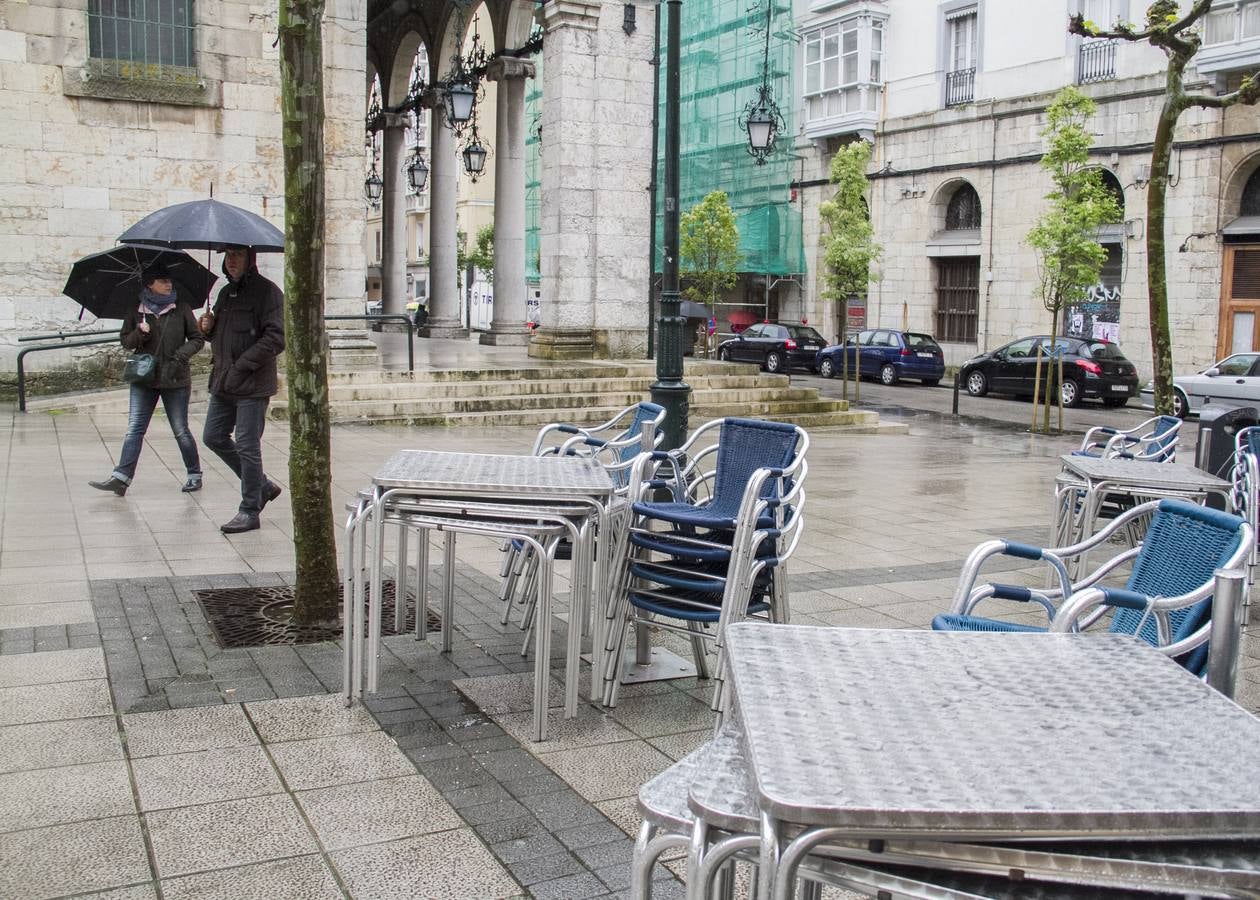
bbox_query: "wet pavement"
[1,340,1256,898]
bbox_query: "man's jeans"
[114,384,200,483]
[202,394,271,516]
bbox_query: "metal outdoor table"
[346,449,615,741]
[1053,454,1232,549]
[721,624,1260,898]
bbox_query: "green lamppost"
[650,0,690,449]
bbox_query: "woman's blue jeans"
[113,384,201,483]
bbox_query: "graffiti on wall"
[1065,283,1121,343]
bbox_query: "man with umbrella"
[201,246,285,534]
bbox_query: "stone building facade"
[0,0,367,372]
[792,0,1260,378]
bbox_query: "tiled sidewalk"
[1,401,1257,899]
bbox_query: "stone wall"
[0,0,365,372]
[797,75,1260,379]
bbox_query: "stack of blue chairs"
[601,417,808,709]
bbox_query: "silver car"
[1139,352,1260,417]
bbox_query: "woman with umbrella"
[88,264,205,496]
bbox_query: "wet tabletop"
[372,449,614,497]
[724,624,1260,836]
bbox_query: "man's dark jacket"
[208,267,285,399]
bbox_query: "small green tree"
[680,191,741,356]
[1070,1,1260,414]
[467,224,494,281]
[818,139,882,400]
[1027,87,1123,433]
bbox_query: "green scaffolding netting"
[657,0,804,278]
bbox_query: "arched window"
[945,184,981,230]
[1241,167,1260,216]
[1099,170,1124,221]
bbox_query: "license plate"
[917,352,934,358]
[803,344,818,350]
[1110,385,1129,392]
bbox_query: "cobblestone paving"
[3,396,1259,899]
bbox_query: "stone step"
[304,390,849,421]
[329,406,878,430]
[325,379,816,403]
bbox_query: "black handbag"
[122,353,156,385]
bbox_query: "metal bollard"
[952,370,960,416]
[1207,568,1246,699]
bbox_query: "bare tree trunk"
[839,298,849,402]
[1147,83,1183,416]
[280,0,339,624]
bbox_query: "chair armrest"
[946,540,1071,615]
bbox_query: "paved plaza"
[1,379,1258,899]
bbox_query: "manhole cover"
[194,581,440,650]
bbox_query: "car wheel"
[819,358,834,379]
[718,346,730,362]
[1172,389,1188,419]
[765,351,784,374]
[1060,378,1082,408]
[922,378,940,387]
[880,364,898,386]
[965,370,988,397]
[1102,397,1128,408]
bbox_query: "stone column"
[421,92,467,338]
[380,111,408,317]
[481,57,536,346]
[530,0,600,360]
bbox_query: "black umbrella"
[118,198,285,252]
[63,244,218,320]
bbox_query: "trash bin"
[1196,404,1260,507]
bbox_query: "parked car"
[815,329,945,386]
[716,322,827,373]
[1139,352,1260,418]
[960,335,1140,408]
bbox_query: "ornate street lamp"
[438,9,487,135]
[404,147,428,192]
[738,0,785,165]
[462,137,488,178]
[364,164,384,206]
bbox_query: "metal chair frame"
[1076,414,1182,462]
[936,498,1254,673]
[601,419,808,710]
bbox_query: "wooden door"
[1219,245,1260,358]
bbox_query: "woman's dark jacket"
[207,267,286,399]
[120,303,204,390]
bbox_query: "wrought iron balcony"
[1077,40,1116,84]
[945,67,975,107]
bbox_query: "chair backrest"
[1144,415,1181,462]
[707,418,802,519]
[613,402,666,466]
[1117,499,1246,671]
[1230,426,1260,519]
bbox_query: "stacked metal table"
[343,449,615,741]
[692,624,1260,898]
[1053,455,1232,548]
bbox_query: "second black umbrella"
[63,244,218,321]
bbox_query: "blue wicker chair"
[601,417,809,708]
[498,402,666,628]
[932,498,1252,676]
[1074,414,1182,462]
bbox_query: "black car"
[960,335,1140,408]
[717,322,828,373]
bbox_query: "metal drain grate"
[194,580,441,650]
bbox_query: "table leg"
[533,549,554,742]
[442,531,456,654]
[757,811,781,900]
[367,495,386,694]
[395,523,409,634]
[341,505,359,704]
[564,528,586,720]
[351,501,370,699]
[415,527,429,641]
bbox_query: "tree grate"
[194,580,440,650]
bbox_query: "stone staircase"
[268,359,896,431]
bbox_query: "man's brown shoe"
[220,513,260,534]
